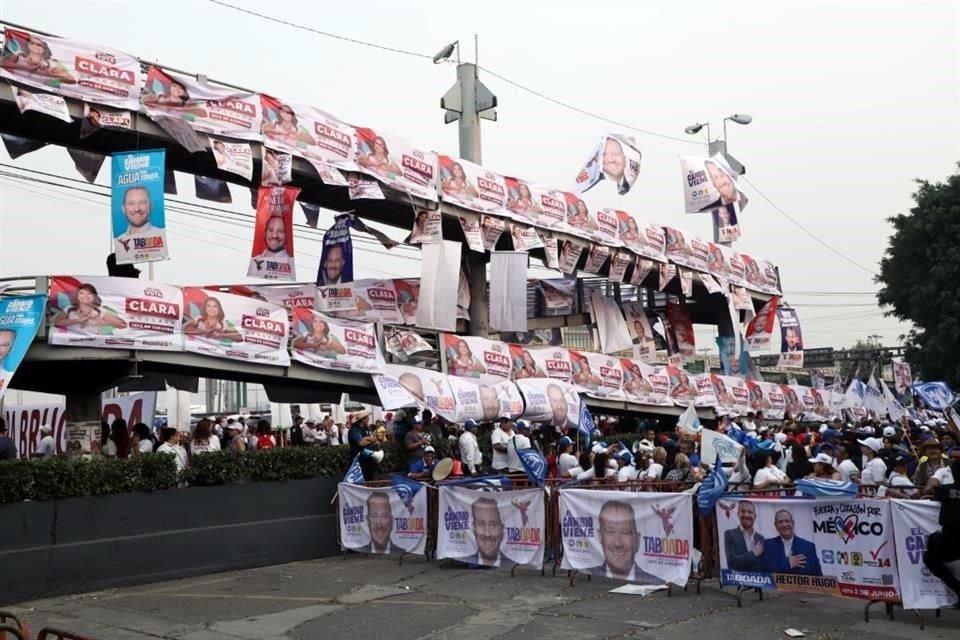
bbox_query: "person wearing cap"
[857,437,887,486]
[408,446,438,480]
[0,417,16,460]
[32,424,57,459]
[809,452,840,480]
[506,420,532,473]
[616,450,640,482]
[883,453,917,498]
[300,419,319,446]
[913,440,945,487]
[834,444,860,483]
[921,445,960,602]
[224,421,246,451]
[557,436,578,479]
[404,415,429,467]
[348,410,380,481]
[491,416,514,474]
[459,420,482,476]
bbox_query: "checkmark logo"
[870,541,888,561]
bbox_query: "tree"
[877,167,960,389]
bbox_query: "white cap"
[882,426,896,438]
[774,432,787,444]
[858,437,883,452]
[424,445,436,454]
[818,424,829,434]
[40,424,53,434]
[811,452,834,466]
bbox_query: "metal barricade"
[38,630,97,640]
[0,611,27,640]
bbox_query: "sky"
[1,0,958,353]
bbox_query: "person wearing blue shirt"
[408,446,437,479]
[761,508,822,576]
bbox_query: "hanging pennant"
[510,223,544,251]
[607,251,631,283]
[0,133,46,159]
[630,258,655,286]
[538,230,559,269]
[66,148,105,184]
[194,175,232,203]
[480,215,505,251]
[261,147,292,185]
[458,213,484,252]
[698,272,723,295]
[409,207,442,245]
[558,239,585,274]
[583,243,610,275]
[209,137,253,181]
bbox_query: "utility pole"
[439,40,497,336]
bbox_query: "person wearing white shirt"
[490,417,513,472]
[643,447,667,481]
[857,437,888,485]
[884,454,917,497]
[506,421,532,473]
[157,427,188,473]
[557,436,578,478]
[753,452,789,489]
[301,419,320,445]
[835,444,861,483]
[459,420,482,475]
[33,424,56,459]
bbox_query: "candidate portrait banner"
[330,279,403,325]
[663,227,705,272]
[248,186,299,281]
[10,85,71,122]
[0,294,45,400]
[392,278,420,325]
[441,334,512,383]
[447,376,524,423]
[777,307,804,368]
[356,127,437,201]
[621,302,657,362]
[745,296,779,351]
[616,213,667,263]
[48,276,182,351]
[438,486,545,568]
[371,372,419,411]
[181,287,289,366]
[1,27,141,110]
[409,207,442,245]
[890,499,959,610]
[692,373,719,409]
[142,66,261,140]
[560,489,692,586]
[574,133,641,196]
[892,361,913,394]
[384,364,458,421]
[800,386,831,422]
[588,208,623,246]
[539,278,576,314]
[290,307,384,374]
[438,155,507,215]
[338,482,427,556]
[260,96,357,171]
[317,214,354,286]
[564,193,600,240]
[515,377,580,429]
[716,497,900,601]
[666,302,695,360]
[526,185,568,231]
[508,345,572,382]
[714,204,741,243]
[209,137,253,181]
[111,149,168,265]
[250,284,315,312]
[680,154,746,215]
[621,359,671,407]
[570,350,625,400]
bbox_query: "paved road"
[5,555,957,640]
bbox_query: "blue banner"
[912,382,955,410]
[111,149,168,265]
[0,294,46,399]
[316,214,354,286]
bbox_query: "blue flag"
[794,478,858,498]
[440,475,512,491]
[697,455,729,513]
[391,473,423,510]
[578,399,597,438]
[518,448,547,486]
[912,382,955,410]
[343,454,365,484]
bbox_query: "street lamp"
[432,41,459,65]
[722,113,752,150]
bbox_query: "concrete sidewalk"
[5,555,957,640]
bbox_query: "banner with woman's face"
[438,155,507,215]
[355,127,438,202]
[260,96,357,171]
[290,307,383,374]
[441,334,511,384]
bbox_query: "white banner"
[489,251,527,332]
[437,486,545,568]
[290,308,384,374]
[209,138,253,181]
[418,241,462,332]
[356,127,438,201]
[570,350,625,401]
[700,427,743,467]
[621,359,672,407]
[680,154,746,214]
[11,85,71,122]
[383,364,458,421]
[439,155,508,215]
[261,97,357,171]
[560,489,693,586]
[447,376,524,423]
[890,499,959,610]
[338,482,427,556]
[590,290,632,355]
[101,391,157,429]
[441,334,512,383]
[410,207,442,245]
[508,345,572,382]
[514,378,580,429]
[329,279,403,325]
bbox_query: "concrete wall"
[0,478,340,604]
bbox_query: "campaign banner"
[0,294,45,400]
[515,377,580,429]
[890,499,959,610]
[570,350,625,400]
[504,176,542,223]
[317,214,354,286]
[290,308,384,374]
[714,204,741,243]
[392,278,420,325]
[607,251,632,283]
[438,486,545,568]
[666,228,710,273]
[662,366,695,406]
[338,482,427,556]
[777,307,804,368]
[530,185,572,231]
[701,426,743,466]
[458,213,485,252]
[583,244,610,274]
[740,253,766,292]
[692,373,719,408]
[680,155,746,214]
[800,386,831,421]
[371,372,419,410]
[480,215,506,251]
[247,186,299,281]
[893,361,913,394]
[746,381,779,419]
[383,326,432,361]
[755,258,782,295]
[1,401,67,459]
[716,498,900,601]
[710,373,737,415]
[48,277,182,350]
[330,279,403,325]
[100,391,157,429]
[247,284,315,312]
[262,148,293,186]
[508,345,572,382]
[589,208,623,246]
[10,85,71,122]
[441,334,512,383]
[705,243,744,289]
[780,384,804,417]
[510,223,545,251]
[560,489,692,586]
[573,134,641,196]
[565,195,601,240]
[209,137,253,181]
[745,296,779,351]
[557,239,586,274]
[181,287,289,366]
[616,213,667,262]
[1,27,141,110]
[621,359,671,407]
[384,364,458,421]
[142,66,261,140]
[447,376,524,423]
[539,278,576,314]
[631,258,656,287]
[81,102,132,137]
[261,96,357,171]
[111,149,168,265]
[356,127,437,201]
[409,207,442,245]
[666,302,695,360]
[438,155,507,214]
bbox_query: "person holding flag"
[347,410,381,481]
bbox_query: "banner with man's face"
[437,486,545,569]
[560,489,693,586]
[745,296,779,351]
[892,361,913,394]
[111,149,168,265]
[1,27,141,110]
[384,364,459,421]
[680,154,746,215]
[777,307,804,368]
[355,127,438,202]
[317,214,354,286]
[339,482,427,556]
[329,279,403,325]
[48,276,182,351]
[247,186,299,281]
[514,378,580,428]
[290,308,384,374]
[447,376,524,423]
[573,134,641,196]
[0,294,45,400]
[260,96,357,171]
[180,287,289,366]
[438,155,508,215]
[716,497,900,601]
[890,499,958,610]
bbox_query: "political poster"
[570,350,624,400]
[631,258,656,287]
[666,302,695,360]
[890,499,959,610]
[800,386,831,422]
[480,215,506,251]
[441,334,512,383]
[111,149,168,265]
[607,251,632,283]
[539,278,576,314]
[338,482,427,556]
[716,498,900,601]
[48,277,182,351]
[317,214,354,286]
[560,489,693,586]
[1,401,67,459]
[438,155,507,214]
[621,359,671,407]
[458,213,485,252]
[573,133,641,196]
[589,208,623,246]
[529,186,570,231]
[355,127,437,201]
[745,296,779,351]
[330,279,403,325]
[893,361,913,394]
[392,278,420,325]
[209,137,253,181]
[510,223,545,251]
[756,258,782,295]
[663,366,696,407]
[0,294,45,400]
[700,428,744,467]
[515,377,580,429]
[692,373,719,408]
[81,102,132,137]
[290,308,384,374]
[383,326,432,362]
[447,376,524,423]
[10,85,71,122]
[247,186,299,281]
[714,204,741,243]
[777,307,804,368]
[502,176,541,223]
[261,148,293,186]
[180,287,289,366]
[409,207,442,245]
[508,345,571,382]
[437,486,545,568]
[371,372,419,411]
[249,284,315,312]
[680,155,746,215]
[740,253,766,292]
[557,239,586,274]
[384,364,458,421]
[1,27,141,110]
[583,244,610,275]
[562,194,598,240]
[616,213,667,262]
[260,96,357,171]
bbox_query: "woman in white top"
[753,451,790,489]
[157,427,188,474]
[884,454,917,497]
[643,447,667,482]
[857,437,888,486]
[190,418,221,456]
[130,423,155,455]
